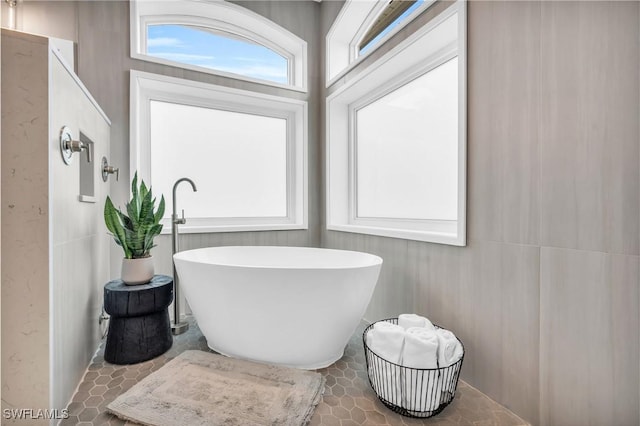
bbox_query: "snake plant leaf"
[139,190,154,227]
[131,172,138,208]
[139,180,149,213]
[105,172,164,259]
[154,196,165,225]
[104,196,132,259]
[104,196,118,235]
[143,224,163,252]
[124,227,144,254]
[125,201,139,231]
[116,209,134,232]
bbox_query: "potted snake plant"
[104,172,165,285]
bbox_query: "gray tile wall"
[540,248,639,426]
[322,1,639,425]
[539,2,639,255]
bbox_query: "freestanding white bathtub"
[173,246,382,369]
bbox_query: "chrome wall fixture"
[101,157,119,182]
[60,126,91,165]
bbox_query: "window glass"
[355,57,458,220]
[149,100,288,218]
[359,0,427,55]
[147,24,289,84]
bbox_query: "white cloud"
[151,52,216,62]
[148,52,287,82]
[147,37,184,48]
[232,56,280,63]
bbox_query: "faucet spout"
[172,178,197,221]
[171,177,197,335]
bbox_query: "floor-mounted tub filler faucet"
[171,177,197,335]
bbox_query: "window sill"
[161,223,307,235]
[326,223,465,246]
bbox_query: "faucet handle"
[174,209,187,225]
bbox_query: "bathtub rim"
[173,245,383,270]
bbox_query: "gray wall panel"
[539,1,639,255]
[467,1,540,245]
[540,248,639,426]
[321,1,639,425]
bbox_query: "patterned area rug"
[107,350,325,426]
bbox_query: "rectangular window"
[327,1,466,245]
[131,71,307,233]
[354,57,458,221]
[150,101,288,219]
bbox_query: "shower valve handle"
[101,157,119,182]
[65,139,92,163]
[59,126,92,165]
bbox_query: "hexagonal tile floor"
[63,318,528,426]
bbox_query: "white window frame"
[326,1,466,246]
[131,70,308,234]
[130,0,308,92]
[326,0,436,86]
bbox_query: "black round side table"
[103,275,173,364]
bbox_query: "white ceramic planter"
[121,256,154,285]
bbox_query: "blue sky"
[147,25,288,84]
[147,1,426,82]
[360,0,426,55]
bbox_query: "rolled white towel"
[398,314,436,331]
[366,322,405,405]
[435,329,463,368]
[401,327,441,412]
[366,321,405,363]
[402,327,439,369]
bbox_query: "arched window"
[357,0,429,55]
[326,0,434,85]
[131,0,307,91]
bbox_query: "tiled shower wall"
[1,30,111,419]
[1,32,50,417]
[321,2,640,425]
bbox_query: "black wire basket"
[363,318,464,418]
